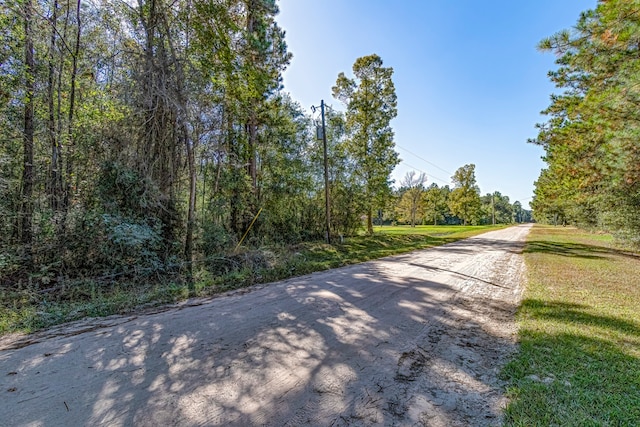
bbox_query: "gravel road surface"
[0,224,531,426]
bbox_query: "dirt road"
[0,225,530,426]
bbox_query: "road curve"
[0,225,531,426]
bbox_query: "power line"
[399,161,450,185]
[397,145,453,176]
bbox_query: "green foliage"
[396,171,427,227]
[101,214,164,272]
[256,95,320,242]
[322,109,366,237]
[333,54,400,234]
[448,164,482,225]
[97,161,159,218]
[512,201,532,223]
[0,0,524,328]
[0,224,500,334]
[423,183,450,225]
[200,221,233,256]
[533,0,640,245]
[480,191,514,225]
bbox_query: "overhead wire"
[397,144,453,176]
[399,161,451,185]
[397,146,534,202]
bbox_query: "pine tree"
[332,54,400,235]
[533,0,640,243]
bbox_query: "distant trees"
[333,54,400,235]
[512,201,532,224]
[389,165,529,227]
[20,0,35,264]
[532,0,640,245]
[397,171,427,227]
[423,183,450,225]
[481,192,513,225]
[448,164,482,226]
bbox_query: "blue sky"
[276,0,596,207]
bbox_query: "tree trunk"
[139,0,179,250]
[58,0,82,242]
[411,203,416,227]
[21,0,35,266]
[247,117,257,191]
[227,102,241,236]
[184,125,197,294]
[246,0,259,193]
[63,0,81,215]
[367,207,373,235]
[47,0,62,212]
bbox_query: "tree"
[533,0,640,244]
[448,164,481,225]
[323,109,366,236]
[255,94,317,241]
[20,0,35,263]
[512,201,532,223]
[332,54,400,235]
[0,0,415,293]
[480,191,513,225]
[531,167,570,226]
[423,183,450,225]
[397,171,426,227]
[242,0,291,193]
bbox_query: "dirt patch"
[0,225,530,426]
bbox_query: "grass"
[0,224,505,335]
[374,224,505,237]
[502,225,640,426]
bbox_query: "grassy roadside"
[502,225,640,426]
[0,224,504,335]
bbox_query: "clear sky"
[275,0,596,208]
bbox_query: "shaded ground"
[0,225,531,426]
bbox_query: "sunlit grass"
[374,224,506,237]
[502,225,640,425]
[0,224,509,335]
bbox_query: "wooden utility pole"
[312,101,332,244]
[491,193,495,226]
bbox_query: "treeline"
[0,0,403,287]
[389,167,531,227]
[532,0,640,245]
[1,0,526,292]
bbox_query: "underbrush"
[502,225,640,425]
[0,225,502,335]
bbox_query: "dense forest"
[532,0,640,246]
[1,0,528,293]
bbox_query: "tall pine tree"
[332,54,400,235]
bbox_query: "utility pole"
[491,193,495,226]
[312,100,331,244]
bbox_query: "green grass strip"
[502,225,640,426]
